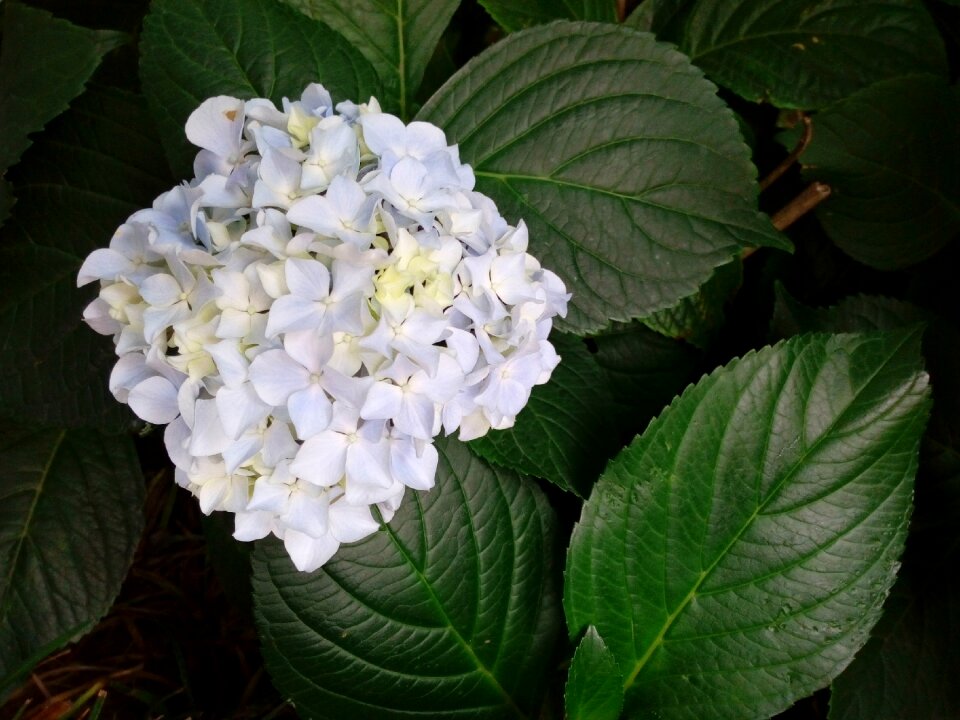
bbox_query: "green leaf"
[252,437,561,719]
[589,321,700,437]
[770,286,930,340]
[565,626,623,720]
[565,330,931,719]
[0,85,172,429]
[469,333,620,496]
[642,259,742,348]
[0,423,144,693]
[0,3,125,188]
[279,0,458,119]
[648,0,946,109]
[140,0,382,177]
[797,75,960,270]
[419,21,787,336]
[479,0,616,32]
[625,0,695,36]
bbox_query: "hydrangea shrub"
[0,0,952,718]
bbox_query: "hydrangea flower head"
[78,84,569,572]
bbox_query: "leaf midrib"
[479,171,767,247]
[0,430,66,621]
[379,481,527,719]
[621,333,916,691]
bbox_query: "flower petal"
[328,501,380,543]
[188,398,231,456]
[288,384,333,439]
[128,375,180,424]
[185,96,245,161]
[291,431,348,487]
[283,529,339,572]
[249,349,309,405]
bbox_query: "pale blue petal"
[216,383,270,439]
[288,385,333,439]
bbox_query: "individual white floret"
[248,330,335,440]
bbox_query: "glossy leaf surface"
[566,331,931,719]
[253,438,561,719]
[420,21,786,335]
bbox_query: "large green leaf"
[469,333,620,496]
[565,330,931,719]
[0,2,125,216]
[252,437,561,719]
[479,0,616,32]
[565,626,623,720]
[279,0,458,119]
[0,423,144,693]
[766,289,960,719]
[0,85,172,429]
[797,75,960,270]
[140,0,382,177]
[419,21,787,335]
[630,0,947,109]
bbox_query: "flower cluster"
[78,84,568,571]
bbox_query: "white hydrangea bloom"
[78,83,569,572]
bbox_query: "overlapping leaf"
[469,333,619,496]
[767,288,960,720]
[629,0,947,109]
[280,0,458,119]
[770,286,929,340]
[589,321,700,436]
[642,259,742,347]
[565,331,931,719]
[479,0,616,32]
[565,626,623,720]
[420,21,787,335]
[797,75,960,270]
[0,2,125,223]
[252,438,561,719]
[0,85,172,429]
[140,0,382,176]
[0,423,144,693]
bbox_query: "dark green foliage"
[252,438,561,719]
[0,424,144,694]
[420,21,788,335]
[140,0,382,176]
[566,331,931,719]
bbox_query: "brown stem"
[759,115,813,191]
[617,0,628,22]
[771,181,831,231]
[740,181,831,260]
